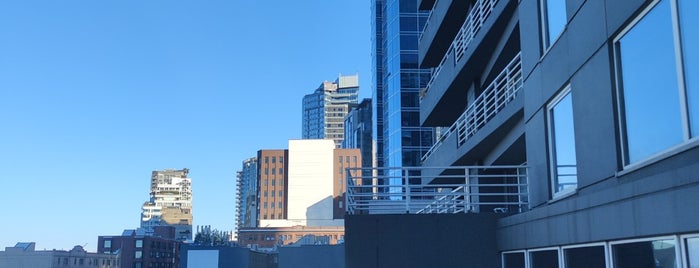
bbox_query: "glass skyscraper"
[372,0,434,171]
[302,74,360,148]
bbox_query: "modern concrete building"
[371,0,435,171]
[236,157,258,233]
[98,228,180,268]
[237,226,345,248]
[342,98,373,170]
[302,74,360,148]
[346,0,699,267]
[0,243,119,268]
[141,168,193,241]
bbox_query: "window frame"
[680,233,699,268]
[501,250,527,268]
[539,0,567,54]
[561,242,609,268]
[546,85,577,199]
[528,247,561,268]
[613,0,699,172]
[608,235,681,268]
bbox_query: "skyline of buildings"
[140,169,193,242]
[302,74,360,148]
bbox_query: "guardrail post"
[404,168,410,214]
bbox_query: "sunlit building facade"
[302,74,360,148]
[140,168,193,241]
[235,157,258,231]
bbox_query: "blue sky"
[0,0,371,251]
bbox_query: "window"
[563,245,606,268]
[135,239,143,248]
[272,156,276,163]
[134,262,142,268]
[547,86,577,197]
[279,190,283,197]
[529,249,559,268]
[135,250,142,259]
[279,168,283,174]
[272,168,276,175]
[612,238,677,268]
[540,0,566,50]
[279,156,284,163]
[278,202,282,208]
[502,252,525,268]
[271,179,275,186]
[615,0,698,166]
[686,236,699,267]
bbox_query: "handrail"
[421,52,522,162]
[345,166,528,215]
[421,0,499,100]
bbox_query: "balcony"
[419,0,472,68]
[420,0,519,126]
[345,166,528,215]
[422,52,522,162]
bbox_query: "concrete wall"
[180,245,250,268]
[278,245,344,268]
[288,139,335,224]
[345,214,501,268]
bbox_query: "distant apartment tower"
[235,157,258,231]
[98,227,181,268]
[343,98,373,170]
[257,150,289,224]
[141,168,193,241]
[302,74,360,148]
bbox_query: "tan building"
[257,150,289,224]
[238,226,345,248]
[333,148,361,219]
[141,168,193,241]
[0,243,119,268]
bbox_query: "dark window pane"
[503,252,525,268]
[400,35,418,50]
[400,16,417,32]
[618,0,682,164]
[530,250,559,268]
[400,53,418,69]
[679,0,699,137]
[399,0,417,12]
[613,239,677,268]
[565,246,606,268]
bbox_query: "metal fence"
[345,166,528,215]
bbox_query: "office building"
[371,0,435,172]
[302,74,360,148]
[98,228,180,268]
[141,168,193,241]
[345,0,699,267]
[342,98,373,170]
[0,243,119,268]
[257,150,288,224]
[236,157,259,231]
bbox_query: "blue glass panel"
[619,0,683,164]
[679,0,699,137]
[545,0,566,47]
[551,92,577,194]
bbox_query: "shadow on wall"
[306,196,340,226]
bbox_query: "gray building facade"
[415,0,699,267]
[302,74,359,148]
[236,157,258,231]
[342,98,373,169]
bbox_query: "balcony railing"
[418,0,439,42]
[421,52,522,162]
[345,166,528,215]
[421,0,499,100]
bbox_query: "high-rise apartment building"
[343,98,373,170]
[256,150,289,224]
[346,0,699,267]
[141,168,193,241]
[371,0,435,171]
[235,157,258,230]
[302,74,360,148]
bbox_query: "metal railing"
[345,166,528,215]
[419,0,439,42]
[421,0,499,100]
[422,52,522,162]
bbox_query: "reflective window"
[613,239,677,268]
[686,237,699,268]
[135,251,142,259]
[503,252,525,268]
[679,0,699,136]
[135,240,142,248]
[548,88,577,197]
[564,246,605,268]
[541,0,566,49]
[617,0,683,164]
[530,249,559,268]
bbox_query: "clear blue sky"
[0,0,371,252]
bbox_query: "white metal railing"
[345,166,528,215]
[421,0,499,100]
[419,0,439,42]
[422,52,522,162]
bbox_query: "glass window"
[503,252,525,268]
[564,246,606,268]
[687,236,699,267]
[530,249,559,268]
[548,88,577,197]
[541,0,566,49]
[135,240,143,248]
[679,0,699,136]
[613,239,677,268]
[135,251,142,259]
[103,240,111,248]
[616,0,684,165]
